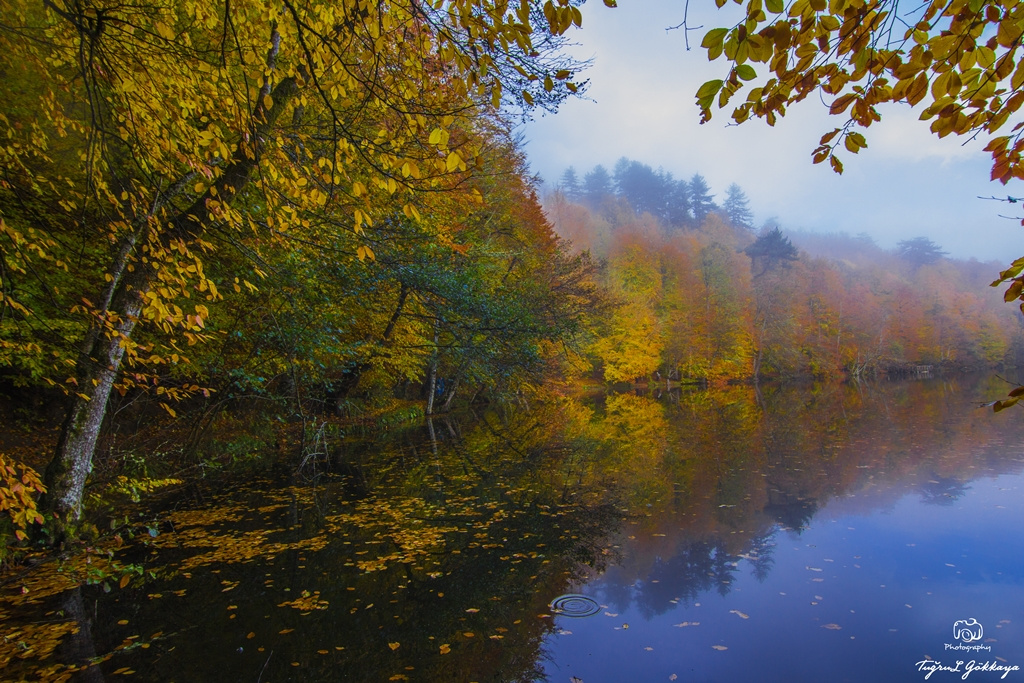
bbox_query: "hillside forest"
[0,0,1022,552]
[548,159,1024,383]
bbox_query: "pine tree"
[689,174,717,226]
[723,183,754,230]
[897,237,948,269]
[744,227,799,277]
[583,165,613,206]
[560,167,582,201]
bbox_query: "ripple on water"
[549,594,601,618]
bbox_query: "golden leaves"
[279,590,329,612]
[0,453,46,537]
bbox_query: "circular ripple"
[549,594,601,618]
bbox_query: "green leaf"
[765,0,784,12]
[696,79,724,99]
[702,28,729,50]
[736,64,757,81]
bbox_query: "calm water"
[3,375,1023,682]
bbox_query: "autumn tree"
[0,0,588,531]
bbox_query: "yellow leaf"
[446,151,463,172]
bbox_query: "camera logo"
[953,618,984,643]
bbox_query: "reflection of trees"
[18,375,1024,681]
[745,532,777,583]
[763,491,819,532]
[74,400,627,683]
[635,541,726,616]
[919,475,970,506]
[624,527,779,617]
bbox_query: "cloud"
[522,0,1024,262]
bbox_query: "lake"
[2,375,1023,682]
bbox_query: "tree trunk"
[426,322,439,416]
[41,50,298,532]
[44,269,145,526]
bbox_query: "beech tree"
[0,0,587,532]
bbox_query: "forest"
[4,0,1024,679]
[0,0,1023,571]
[548,158,1024,383]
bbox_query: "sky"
[521,0,1024,263]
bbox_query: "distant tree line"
[557,158,754,231]
[546,168,1021,385]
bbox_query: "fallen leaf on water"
[822,624,842,630]
[622,624,629,629]
[440,644,451,654]
[247,632,255,639]
[318,650,329,655]
[604,612,618,617]
[670,676,678,681]
[729,610,749,620]
[712,645,728,651]
[463,632,475,638]
[644,646,653,651]
[279,629,294,635]
[117,620,129,626]
[465,608,479,613]
[388,642,401,651]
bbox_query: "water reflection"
[2,375,1023,682]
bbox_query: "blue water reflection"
[542,426,1024,682]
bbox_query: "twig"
[257,650,273,683]
[665,0,702,50]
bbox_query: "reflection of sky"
[541,470,1024,683]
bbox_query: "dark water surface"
[3,375,1023,682]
